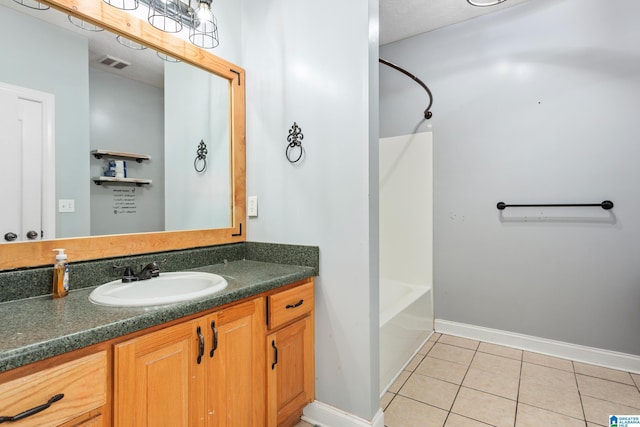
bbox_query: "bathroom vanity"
[0,260,315,427]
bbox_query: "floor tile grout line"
[574,371,640,410]
[521,358,575,374]
[577,394,640,412]
[515,401,589,424]
[393,392,454,414]
[575,371,640,388]
[512,346,524,427]
[429,332,457,427]
[442,345,476,427]
[572,360,590,427]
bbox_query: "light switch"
[58,199,75,213]
[247,196,258,217]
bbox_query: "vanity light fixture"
[102,0,222,49]
[189,0,219,49]
[148,0,183,33]
[103,0,139,10]
[12,0,49,10]
[466,0,507,6]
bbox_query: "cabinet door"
[114,320,203,427]
[266,315,314,427]
[206,299,265,427]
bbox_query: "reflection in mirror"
[0,0,245,270]
[0,0,231,240]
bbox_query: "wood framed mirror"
[0,0,245,270]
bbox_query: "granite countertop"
[0,259,315,373]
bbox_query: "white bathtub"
[379,278,433,394]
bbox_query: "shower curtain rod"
[379,57,433,119]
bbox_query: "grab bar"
[497,201,614,210]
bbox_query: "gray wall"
[0,5,90,238]
[242,0,381,421]
[380,0,640,355]
[89,68,164,235]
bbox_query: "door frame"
[0,82,56,240]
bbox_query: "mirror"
[0,0,246,270]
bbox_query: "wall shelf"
[91,149,151,163]
[92,177,152,186]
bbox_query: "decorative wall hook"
[194,140,208,172]
[286,122,304,163]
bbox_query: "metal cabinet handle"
[197,326,204,364]
[3,232,17,242]
[271,340,278,370]
[26,230,39,240]
[0,394,64,423]
[286,299,304,309]
[210,320,218,358]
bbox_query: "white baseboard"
[302,401,384,427]
[435,319,640,374]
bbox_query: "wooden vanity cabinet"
[113,278,315,427]
[113,298,265,427]
[266,279,315,427]
[0,351,108,427]
[0,279,314,427]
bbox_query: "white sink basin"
[89,271,228,307]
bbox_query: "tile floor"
[297,333,640,427]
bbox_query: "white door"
[0,83,55,243]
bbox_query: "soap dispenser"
[52,248,69,298]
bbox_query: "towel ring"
[194,140,208,173]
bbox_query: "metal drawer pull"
[271,340,278,370]
[210,320,218,358]
[285,299,304,309]
[197,326,204,364]
[0,393,64,423]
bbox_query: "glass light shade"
[103,0,139,10]
[189,1,219,49]
[68,15,104,32]
[157,52,181,63]
[12,0,49,10]
[466,0,507,6]
[148,0,183,33]
[116,35,147,50]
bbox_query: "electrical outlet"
[58,199,75,213]
[247,196,258,217]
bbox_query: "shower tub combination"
[379,278,433,392]
[379,132,434,394]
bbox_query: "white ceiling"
[380,0,530,45]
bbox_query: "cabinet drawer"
[268,281,314,330]
[0,351,107,427]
